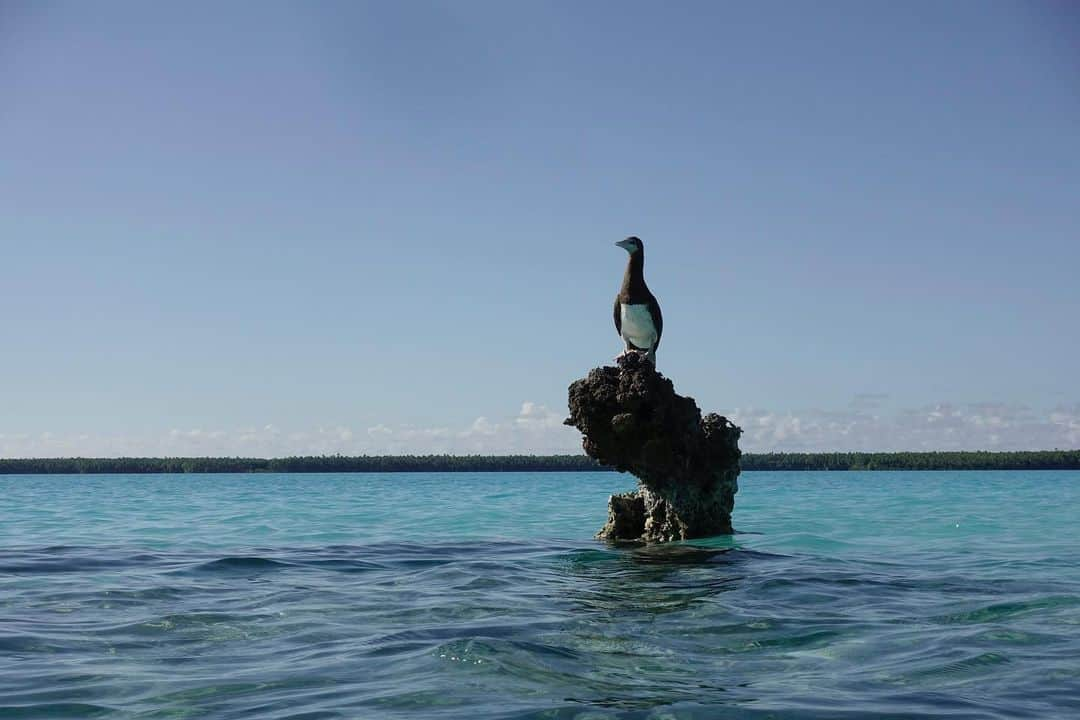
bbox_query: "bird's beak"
[615,239,631,250]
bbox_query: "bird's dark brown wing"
[648,294,663,350]
[613,296,622,336]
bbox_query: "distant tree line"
[0,454,605,475]
[0,450,1078,474]
[743,450,1080,471]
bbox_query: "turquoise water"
[2,471,1079,718]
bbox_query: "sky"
[1,1,1078,456]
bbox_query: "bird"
[613,236,663,365]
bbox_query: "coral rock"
[565,353,741,542]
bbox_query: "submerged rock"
[564,353,742,543]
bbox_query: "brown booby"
[614,236,663,365]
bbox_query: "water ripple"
[0,471,1078,718]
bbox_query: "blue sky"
[2,1,1078,456]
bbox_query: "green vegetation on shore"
[743,450,1080,471]
[1,450,1078,474]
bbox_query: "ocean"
[1,471,1078,719]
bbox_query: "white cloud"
[0,401,579,458]
[453,402,578,454]
[726,402,1080,452]
[1,401,1077,458]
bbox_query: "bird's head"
[615,236,643,254]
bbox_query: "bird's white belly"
[620,303,656,348]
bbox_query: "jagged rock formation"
[565,353,742,543]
